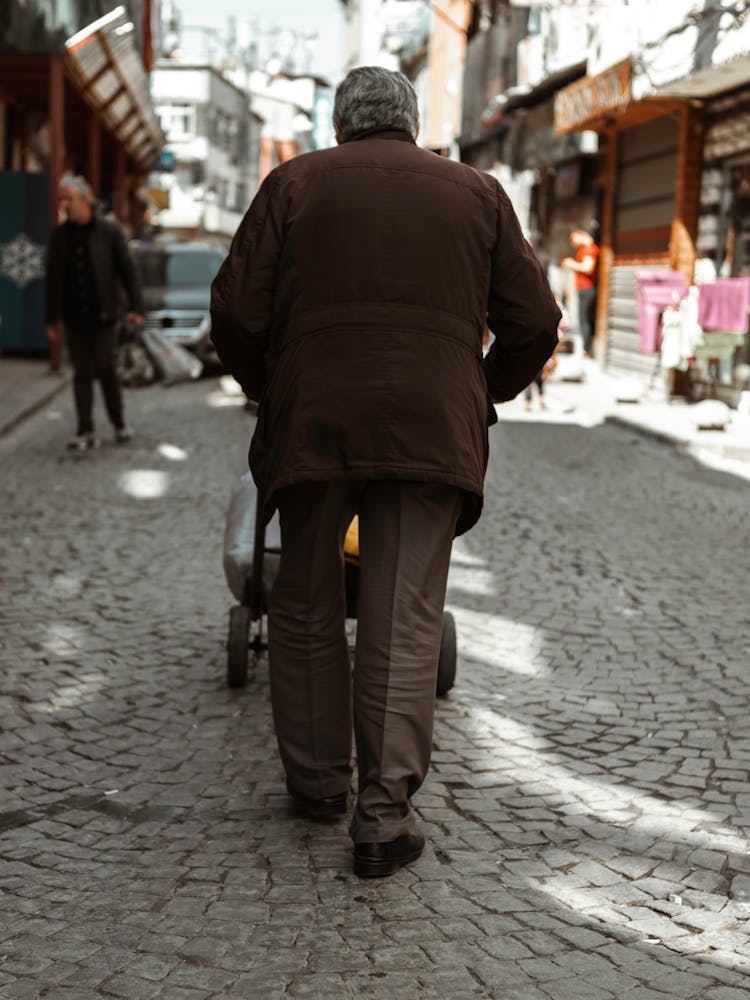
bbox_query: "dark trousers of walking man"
[66,324,124,437]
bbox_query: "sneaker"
[115,426,133,444]
[66,433,98,452]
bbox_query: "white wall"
[343,0,400,70]
[583,1,750,98]
[150,65,254,237]
[151,68,209,102]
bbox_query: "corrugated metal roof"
[65,6,163,170]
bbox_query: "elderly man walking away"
[211,67,560,878]
[45,176,144,452]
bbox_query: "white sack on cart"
[141,328,203,385]
[223,472,281,602]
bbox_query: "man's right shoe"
[354,832,426,879]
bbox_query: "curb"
[604,414,692,449]
[605,413,750,463]
[0,372,71,439]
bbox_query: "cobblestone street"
[1,376,749,999]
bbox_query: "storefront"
[693,83,750,405]
[555,60,703,383]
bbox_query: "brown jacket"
[211,129,559,535]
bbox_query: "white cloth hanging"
[660,286,704,370]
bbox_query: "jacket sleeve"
[210,177,283,401]
[483,184,561,402]
[112,222,144,315]
[44,226,64,325]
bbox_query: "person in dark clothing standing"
[45,176,144,451]
[211,67,560,879]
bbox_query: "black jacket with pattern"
[45,215,143,328]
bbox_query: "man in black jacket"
[45,176,144,451]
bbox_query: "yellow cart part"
[344,515,359,565]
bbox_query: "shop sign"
[555,58,631,134]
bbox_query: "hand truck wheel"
[436,610,457,697]
[227,604,252,688]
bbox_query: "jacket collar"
[65,214,99,231]
[345,127,416,144]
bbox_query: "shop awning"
[65,6,163,170]
[479,60,587,131]
[655,52,750,99]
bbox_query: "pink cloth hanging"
[636,271,688,353]
[697,277,750,332]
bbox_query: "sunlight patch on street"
[450,538,491,568]
[206,375,247,409]
[118,469,170,499]
[498,391,607,429]
[450,607,545,677]
[449,536,495,595]
[50,573,83,598]
[448,562,496,598]
[463,701,732,853]
[157,443,188,461]
[205,389,247,408]
[37,670,106,713]
[42,622,84,657]
[688,446,750,483]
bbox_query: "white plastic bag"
[223,472,281,602]
[141,328,203,385]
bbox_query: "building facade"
[149,62,261,242]
[552,0,750,400]
[459,0,750,404]
[459,0,600,306]
[339,0,472,160]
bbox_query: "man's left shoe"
[115,426,133,444]
[354,832,426,879]
[288,788,349,820]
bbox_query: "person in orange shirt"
[562,227,599,357]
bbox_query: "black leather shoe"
[354,833,425,879]
[289,788,349,820]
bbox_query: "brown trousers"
[269,479,462,843]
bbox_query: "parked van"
[130,242,225,367]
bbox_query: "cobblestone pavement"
[1,378,749,999]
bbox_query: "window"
[133,248,225,289]
[157,103,196,140]
[166,250,224,286]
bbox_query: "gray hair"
[334,67,419,142]
[59,175,94,201]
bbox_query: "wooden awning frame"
[65,5,163,170]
